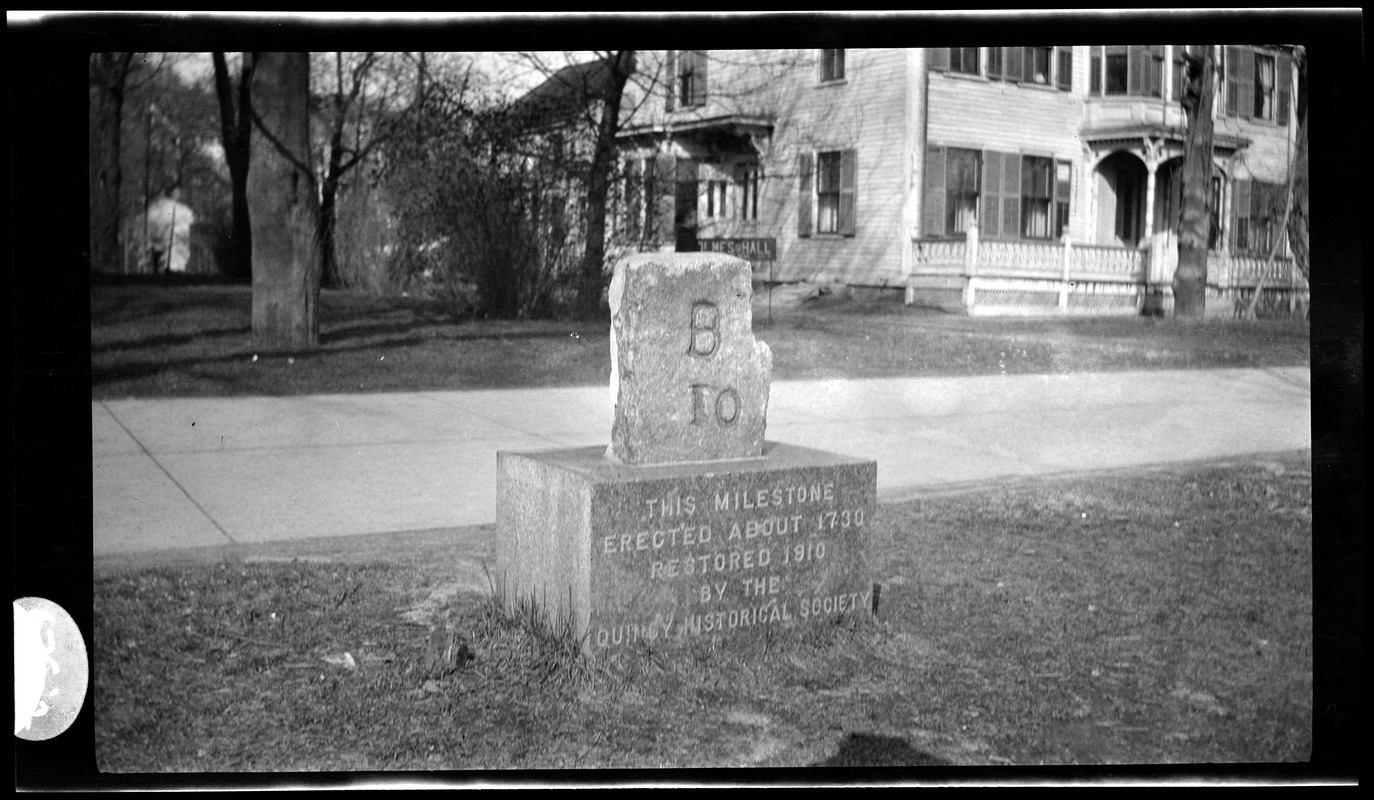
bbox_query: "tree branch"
[249,104,318,189]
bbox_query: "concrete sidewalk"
[92,367,1311,557]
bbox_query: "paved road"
[92,367,1311,558]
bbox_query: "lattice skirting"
[1068,291,1140,309]
[975,289,1060,308]
[908,287,964,308]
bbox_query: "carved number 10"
[687,301,739,427]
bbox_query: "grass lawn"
[90,280,1311,399]
[88,278,1315,777]
[93,452,1312,772]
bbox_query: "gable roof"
[509,59,621,128]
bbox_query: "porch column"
[1141,137,1164,242]
[962,220,979,312]
[1143,162,1158,241]
[1059,234,1073,312]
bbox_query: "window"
[986,46,1072,90]
[820,48,845,82]
[1025,47,1052,85]
[1253,53,1275,120]
[923,147,1072,240]
[1021,157,1053,238]
[704,180,728,219]
[1225,47,1291,125]
[1091,45,1164,98]
[945,149,981,235]
[797,150,856,237]
[738,165,760,221]
[1232,178,1286,255]
[1019,157,1073,240]
[816,152,843,233]
[1105,46,1128,94]
[949,47,980,75]
[666,50,708,110]
[921,146,980,238]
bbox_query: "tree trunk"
[1173,45,1216,318]
[1285,48,1308,281]
[318,127,344,289]
[213,52,255,280]
[248,52,320,351]
[89,53,134,274]
[576,51,635,320]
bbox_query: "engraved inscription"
[590,473,872,649]
[687,301,719,356]
[690,384,742,426]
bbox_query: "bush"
[378,103,588,319]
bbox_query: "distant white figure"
[144,190,195,273]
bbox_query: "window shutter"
[1149,45,1164,97]
[625,158,642,239]
[797,152,813,237]
[692,50,708,106]
[1056,46,1072,91]
[1223,46,1240,117]
[928,47,948,72]
[1127,45,1145,95]
[1055,159,1072,207]
[1238,49,1255,119]
[1090,46,1102,95]
[1171,46,1186,103]
[838,148,857,236]
[664,50,677,111]
[1231,178,1250,249]
[1006,46,1023,83]
[981,149,1002,238]
[922,146,946,238]
[1276,51,1292,126]
[1001,152,1021,238]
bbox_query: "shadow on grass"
[811,733,953,768]
[319,320,603,346]
[91,325,253,355]
[91,325,609,391]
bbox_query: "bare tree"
[575,51,636,319]
[1173,45,1217,318]
[212,52,256,280]
[249,52,320,350]
[313,52,429,289]
[89,53,136,273]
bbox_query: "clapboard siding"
[927,72,1084,161]
[760,48,913,286]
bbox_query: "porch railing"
[907,223,1307,317]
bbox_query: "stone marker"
[496,253,877,655]
[608,252,773,465]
